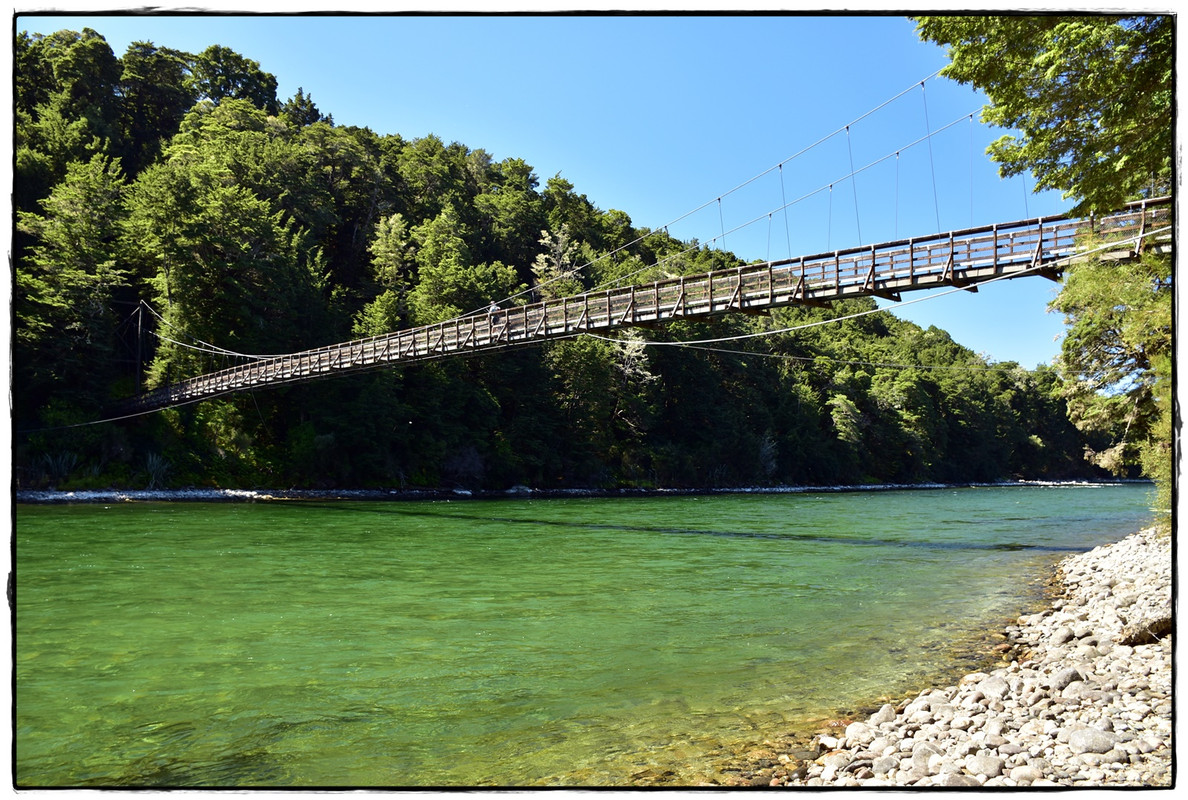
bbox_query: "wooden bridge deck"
[119,196,1171,413]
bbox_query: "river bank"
[13,479,1145,504]
[716,526,1173,787]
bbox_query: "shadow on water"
[72,710,387,788]
[69,723,287,788]
[295,502,1084,554]
[80,747,286,788]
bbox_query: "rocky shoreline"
[13,479,1144,505]
[718,526,1173,787]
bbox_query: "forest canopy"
[13,26,1133,492]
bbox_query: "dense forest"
[14,28,1120,492]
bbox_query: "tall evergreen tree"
[115,41,196,176]
[16,154,131,416]
[188,44,279,113]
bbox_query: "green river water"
[14,484,1152,787]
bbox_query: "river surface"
[14,484,1152,787]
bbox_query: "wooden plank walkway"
[118,196,1172,413]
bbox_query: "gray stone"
[1119,614,1171,645]
[984,717,1008,736]
[845,721,876,745]
[1029,757,1054,773]
[1136,737,1162,754]
[912,740,943,756]
[821,751,852,770]
[907,709,933,725]
[930,703,957,721]
[868,703,897,726]
[965,754,1005,778]
[1069,727,1120,755]
[766,528,1172,789]
[842,758,873,775]
[910,742,943,772]
[905,765,929,783]
[979,676,1010,700]
[929,753,957,774]
[1112,592,1140,609]
[1010,764,1045,783]
[1051,666,1085,691]
[1051,626,1076,645]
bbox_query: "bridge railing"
[121,196,1171,412]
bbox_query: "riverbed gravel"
[720,527,1173,788]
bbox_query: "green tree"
[542,174,601,246]
[406,204,523,324]
[281,87,329,127]
[1051,252,1172,476]
[544,333,657,485]
[914,15,1172,215]
[14,28,122,213]
[188,44,279,113]
[16,154,131,416]
[531,225,585,300]
[396,135,472,224]
[288,122,392,296]
[116,41,197,176]
[474,156,546,269]
[353,213,414,336]
[125,154,327,384]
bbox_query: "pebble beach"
[720,526,1173,787]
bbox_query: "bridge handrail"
[760,194,1167,266]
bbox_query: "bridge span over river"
[119,196,1171,415]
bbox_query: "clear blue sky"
[15,9,1077,368]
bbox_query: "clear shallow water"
[15,485,1152,787]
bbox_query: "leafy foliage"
[914,15,1172,215]
[16,154,131,414]
[1051,251,1172,487]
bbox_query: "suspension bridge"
[116,196,1171,415]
